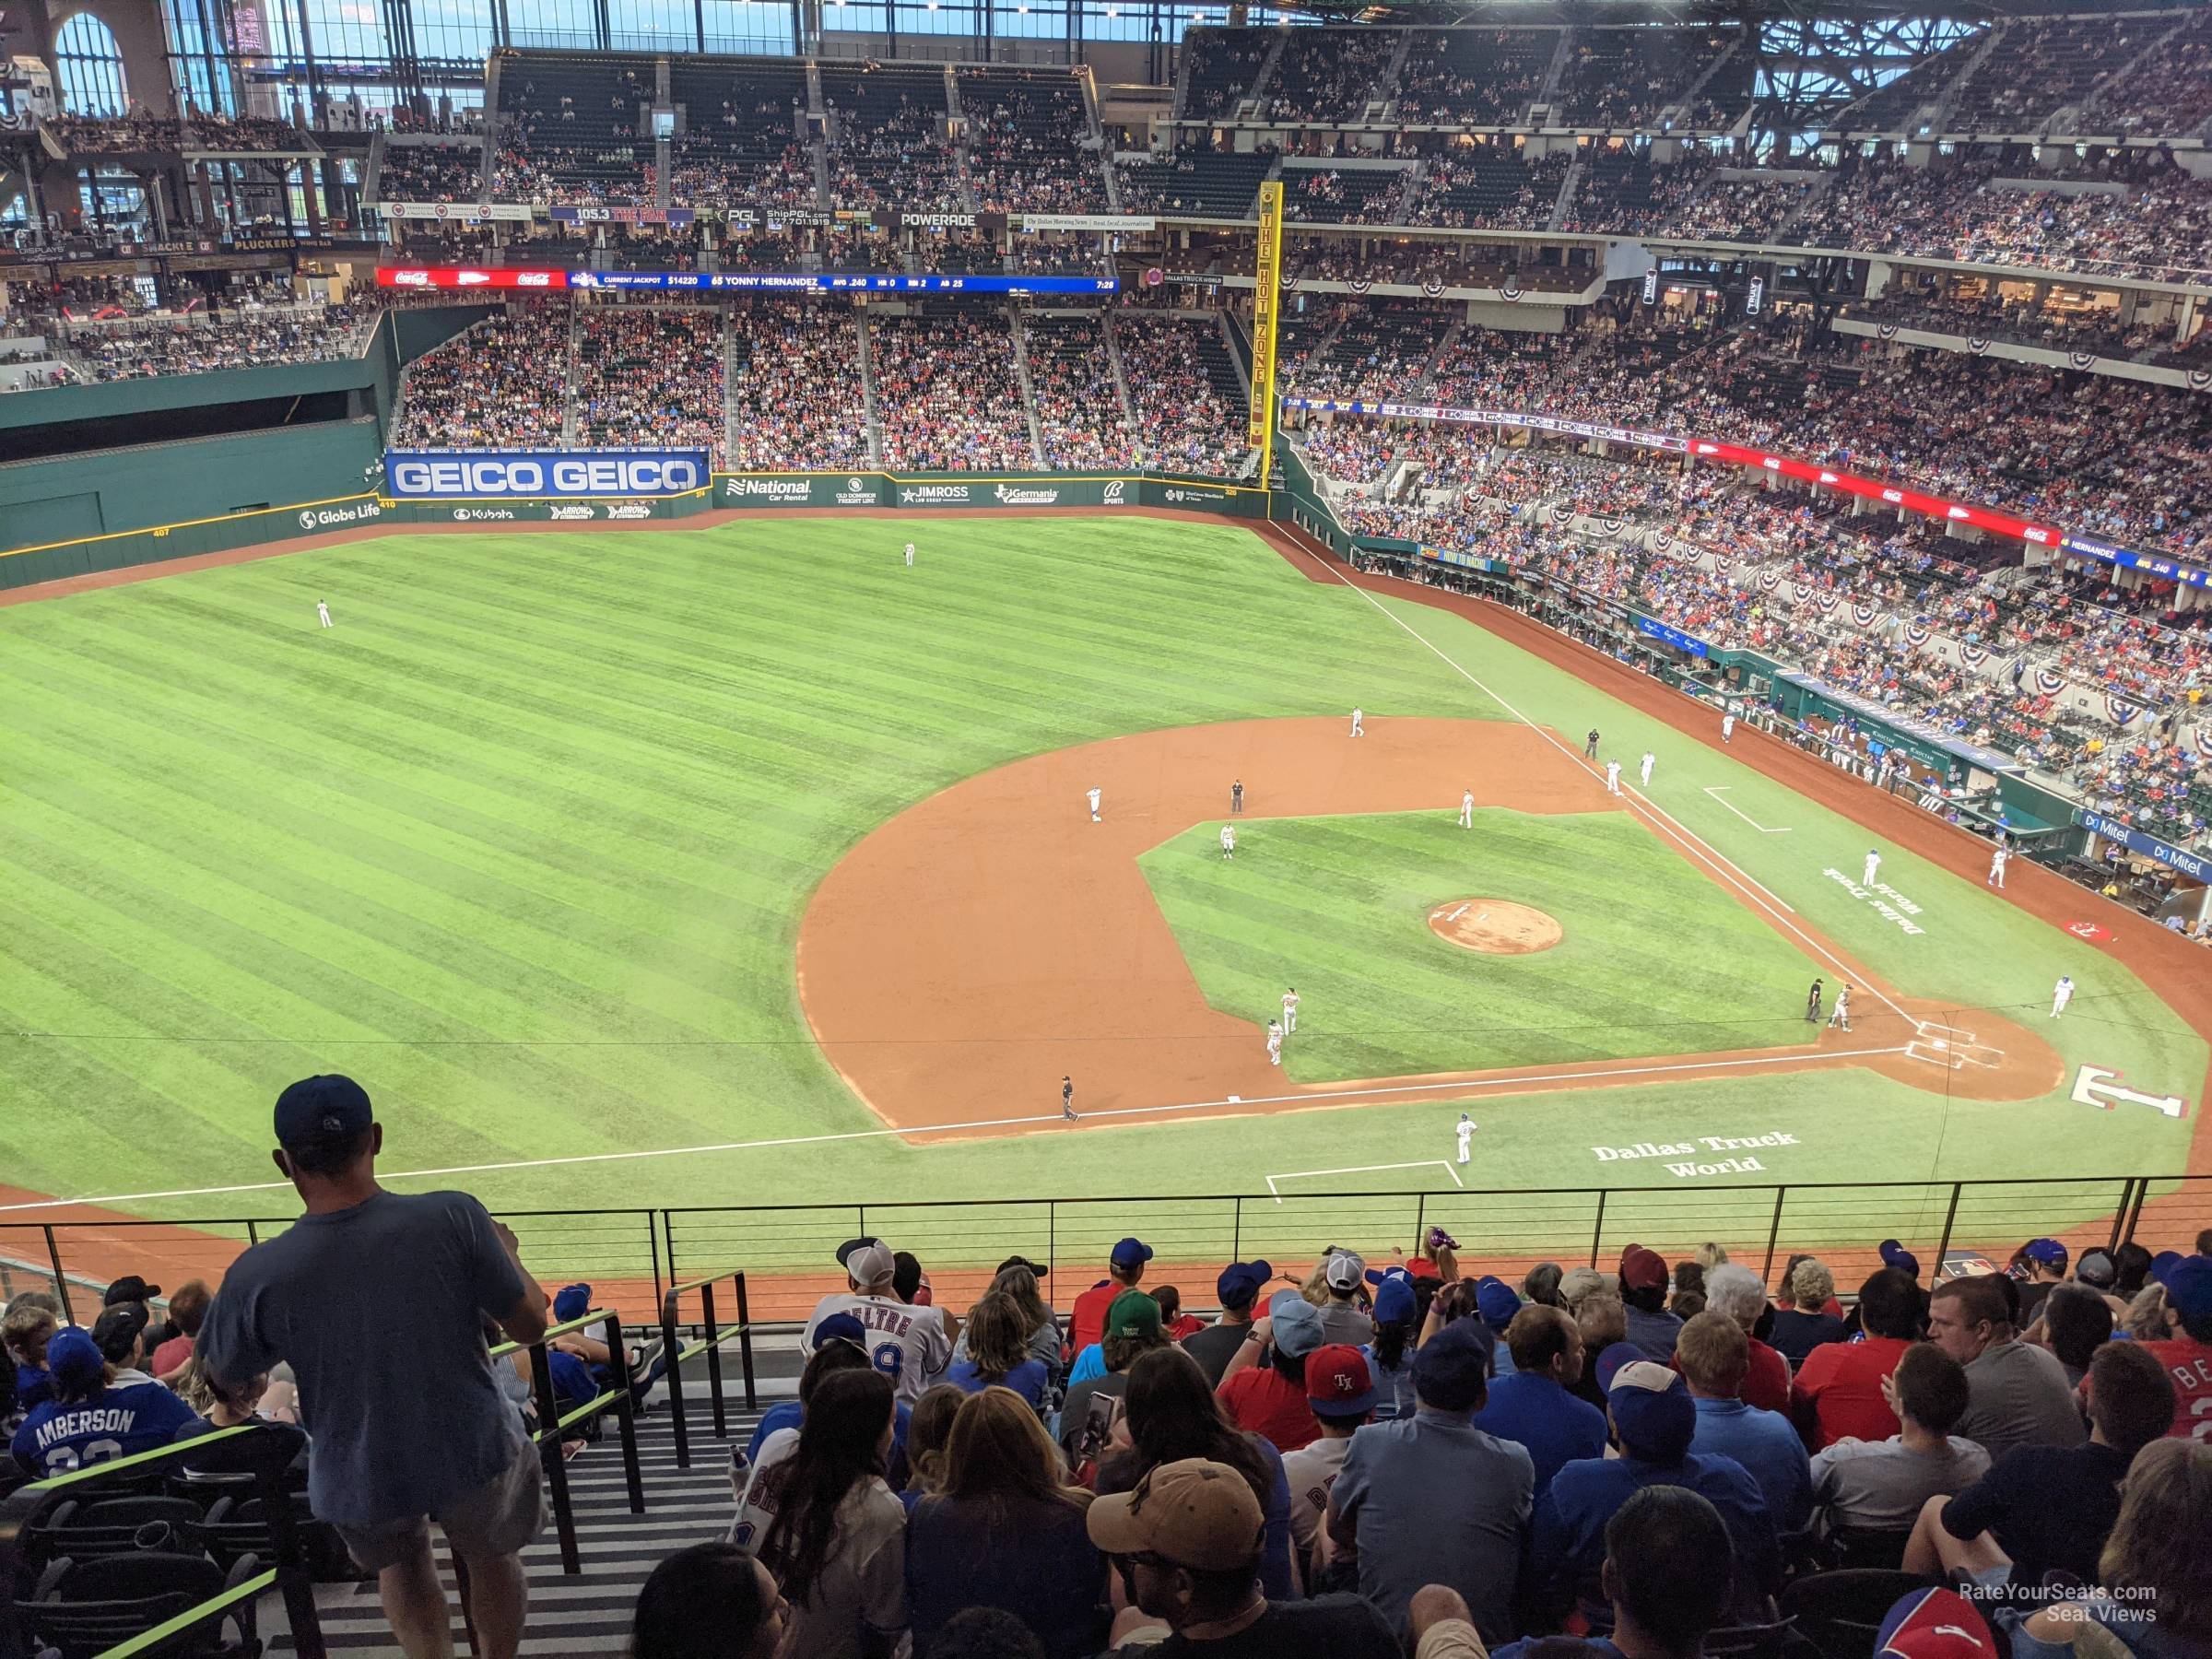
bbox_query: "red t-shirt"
[1218,1364,1320,1453]
[1744,1337,1793,1416]
[150,1335,194,1376]
[2139,1337,2212,1441]
[1791,1335,1912,1450]
[1068,1282,1123,1359]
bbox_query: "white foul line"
[1300,549,1911,1023]
[1703,786,1793,834]
[0,1044,1912,1214]
[1266,1159,1465,1204]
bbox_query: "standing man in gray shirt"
[1926,1276,2084,1461]
[200,1077,550,1659]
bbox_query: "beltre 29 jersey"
[799,1293,951,1404]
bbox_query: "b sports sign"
[384,449,710,500]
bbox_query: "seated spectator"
[743,1369,907,1659]
[1701,1265,1791,1415]
[1492,1486,1738,1659]
[1098,1347,1298,1601]
[10,1319,197,1477]
[1930,1275,2087,1458]
[906,1387,1108,1659]
[1904,1340,2176,1588]
[1618,1247,1681,1361]
[1060,1292,1170,1479]
[1792,1266,1923,1450]
[1988,1438,2212,1659]
[1475,1278,1524,1372]
[1810,1341,1989,1543]
[2033,1283,2116,1388]
[1468,1305,1608,1498]
[1769,1258,1848,1368]
[2139,1255,2212,1437]
[800,1239,954,1406]
[631,1539,789,1659]
[2013,1240,2071,1326]
[1155,1287,1205,1344]
[947,1292,1051,1411]
[171,1359,312,1479]
[3,1292,62,1412]
[1088,1457,1399,1659]
[1282,1346,1375,1584]
[1184,1262,1272,1387]
[1218,1290,1324,1453]
[1071,1238,1152,1358]
[1361,1275,1419,1418]
[745,1320,914,1488]
[150,1278,211,1381]
[1534,1351,1782,1624]
[1328,1320,1533,1642]
[1570,1292,1628,1411]
[900,1385,965,1512]
[1677,1312,1813,1531]
[1317,1253,1375,1347]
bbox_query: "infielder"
[316,600,333,629]
[1828,984,1853,1032]
[1458,790,1475,830]
[1863,849,1881,888]
[1988,846,2008,889]
[1605,759,1622,796]
[1220,824,1237,860]
[904,541,915,567]
[1062,1076,1077,1122]
[1722,711,1736,744]
[1265,1018,1283,1065]
[1087,786,1102,822]
[1350,707,1365,737]
[1454,1112,1476,1167]
[1282,986,1300,1034]
[2052,976,2074,1018]
[1640,751,1655,787]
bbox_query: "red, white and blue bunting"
[1852,602,1878,628]
[2034,667,2067,695]
[1815,592,1838,613]
[1961,643,1987,665]
[1759,570,1781,591]
[1905,625,1930,646]
[2108,695,2139,725]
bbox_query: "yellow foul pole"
[1247,178,1285,482]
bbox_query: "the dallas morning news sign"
[383,449,711,500]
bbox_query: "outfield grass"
[0,518,2199,1266]
[1140,808,1825,1078]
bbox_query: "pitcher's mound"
[1428,899,1563,955]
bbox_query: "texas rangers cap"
[273,1074,373,1147]
[1216,1260,1273,1310]
[1111,1237,1155,1269]
[1371,1277,1417,1325]
[1879,1239,1922,1278]
[2165,1257,2212,1327]
[1410,1318,1490,1411]
[552,1283,593,1322]
[1608,1360,1697,1462]
[1877,1587,1994,1659]
[814,1312,869,1350]
[1475,1277,1523,1332]
[1305,1345,1377,1415]
[1618,1243,1668,1292]
[1593,1340,1647,1394]
[2022,1238,2068,1267]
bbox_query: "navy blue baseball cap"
[814,1312,869,1349]
[1475,1276,1523,1332]
[1879,1240,1922,1278]
[1112,1237,1155,1269]
[1217,1260,1273,1310]
[1371,1277,1418,1325]
[1593,1340,1647,1394]
[1411,1317,1491,1411]
[553,1284,593,1322]
[274,1074,373,1146]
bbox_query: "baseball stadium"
[4,0,2212,1653]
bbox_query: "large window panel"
[56,12,131,114]
[894,0,981,39]
[506,0,600,51]
[413,0,499,60]
[607,0,693,50]
[701,0,796,53]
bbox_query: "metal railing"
[0,1424,324,1659]
[489,1303,646,1575]
[657,1267,759,1468]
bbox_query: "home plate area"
[1906,1018,2006,1072]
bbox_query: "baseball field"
[0,512,2203,1280]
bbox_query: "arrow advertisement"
[2071,1065,2188,1119]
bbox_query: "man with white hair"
[1702,1264,1791,1414]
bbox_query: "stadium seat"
[1778,1571,1928,1659]
[19,1495,209,1570]
[16,1551,261,1659]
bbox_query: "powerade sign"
[2078,811,2212,882]
[384,450,709,500]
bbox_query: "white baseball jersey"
[1088,788,1101,814]
[1462,792,1475,813]
[1723,714,1735,736]
[1640,754,1654,783]
[1456,1121,1474,1151]
[1864,853,1880,885]
[1221,826,1236,851]
[1606,762,1621,791]
[316,603,332,625]
[2053,978,2074,1010]
[799,1292,951,1404]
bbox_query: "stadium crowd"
[9,1076,2212,1659]
[724,303,874,470]
[871,311,1037,471]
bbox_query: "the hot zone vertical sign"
[1247,179,1285,470]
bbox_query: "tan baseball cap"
[1086,1457,1265,1572]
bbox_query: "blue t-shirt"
[1690,1396,1813,1531]
[1535,1450,1781,1613]
[906,1492,1110,1659]
[15,1363,51,1412]
[11,1373,200,1478]
[945,1357,1050,1409]
[1469,1372,1608,1497]
[196,1189,529,1528]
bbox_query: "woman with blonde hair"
[947,1293,1050,1409]
[1570,1291,1628,1410]
[2121,1283,2171,1342]
[900,1385,966,1511]
[1771,1257,1847,1367]
[904,1387,1107,1659]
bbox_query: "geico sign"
[390,457,703,497]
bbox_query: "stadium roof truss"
[1753,14,1978,131]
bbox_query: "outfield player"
[1350,707,1364,737]
[1828,984,1853,1032]
[1640,751,1655,787]
[904,541,915,567]
[1062,1076,1077,1122]
[1455,1112,1476,1167]
[1987,845,2008,888]
[1722,710,1736,744]
[1459,789,1475,829]
[1863,849,1881,888]
[1805,979,1823,1022]
[1220,824,1237,860]
[2052,976,2074,1018]
[1088,786,1102,822]
[1605,759,1622,796]
[1282,986,1300,1034]
[1266,1018,1283,1065]
[316,600,333,629]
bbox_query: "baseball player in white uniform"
[2052,976,2074,1018]
[1455,1112,1476,1166]
[904,541,915,567]
[1863,849,1881,888]
[1605,759,1622,796]
[316,600,333,628]
[1350,707,1364,737]
[1282,987,1299,1033]
[1828,984,1852,1032]
[1640,751,1654,787]
[1265,1018,1283,1065]
[1220,824,1236,859]
[1459,790,1475,829]
[1087,786,1101,822]
[1987,846,2007,888]
[1722,711,1736,744]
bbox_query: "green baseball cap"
[1106,1288,1162,1341]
